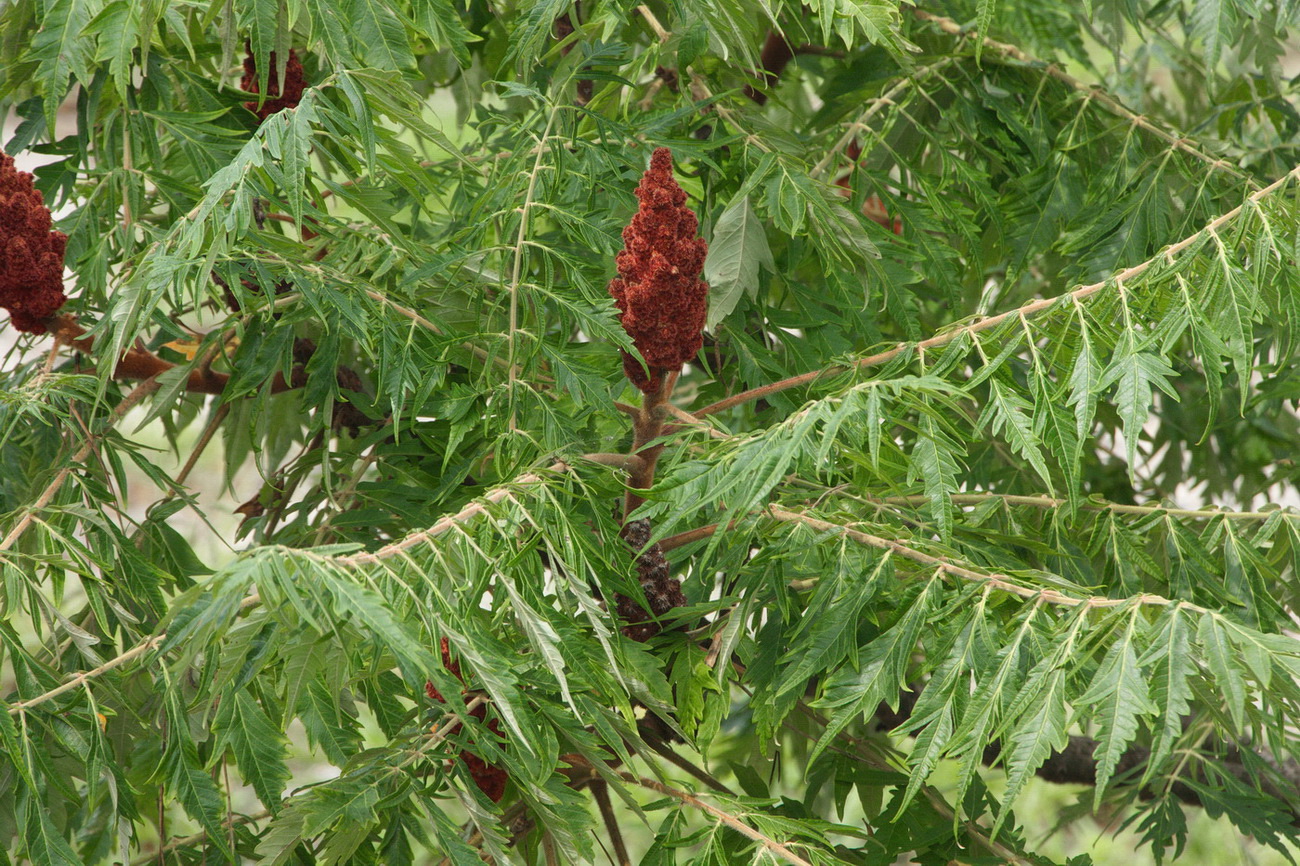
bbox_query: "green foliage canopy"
[2,0,1300,863]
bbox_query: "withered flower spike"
[241,46,306,120]
[0,152,67,334]
[616,518,686,642]
[608,147,709,394]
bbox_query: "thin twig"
[693,163,1300,417]
[911,8,1258,188]
[581,452,649,472]
[176,404,231,486]
[311,438,385,545]
[506,110,561,430]
[9,593,262,716]
[658,521,735,553]
[130,810,270,866]
[646,741,736,794]
[618,773,815,866]
[636,5,670,43]
[361,288,524,376]
[8,636,165,714]
[873,491,1296,521]
[809,56,959,179]
[1,377,162,554]
[766,505,1207,611]
[661,402,727,438]
[339,461,569,566]
[13,460,573,712]
[591,780,631,866]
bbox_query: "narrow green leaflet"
[349,0,416,70]
[1197,614,1248,731]
[21,797,85,866]
[27,0,98,128]
[213,691,292,811]
[411,0,476,66]
[811,577,941,761]
[804,0,918,56]
[1098,334,1179,476]
[82,1,139,101]
[910,413,963,539]
[979,378,1054,492]
[1080,613,1157,805]
[992,662,1069,836]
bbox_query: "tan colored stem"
[582,452,648,472]
[766,505,1205,611]
[618,773,815,866]
[694,163,1300,418]
[876,491,1292,521]
[911,8,1256,187]
[0,376,163,554]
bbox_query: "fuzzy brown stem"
[618,773,815,866]
[623,369,678,519]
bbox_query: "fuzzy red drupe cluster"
[424,638,508,802]
[608,147,708,393]
[241,48,306,120]
[0,152,67,334]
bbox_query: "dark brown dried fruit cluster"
[241,47,307,120]
[616,518,687,642]
[0,152,67,333]
[424,637,509,802]
[608,148,708,393]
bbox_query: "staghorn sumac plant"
[2,1,1300,865]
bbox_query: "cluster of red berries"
[608,147,709,393]
[424,638,508,802]
[241,47,307,120]
[0,152,67,333]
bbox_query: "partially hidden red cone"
[0,152,67,334]
[608,147,708,393]
[425,637,509,802]
[241,47,306,120]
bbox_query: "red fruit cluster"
[424,638,508,802]
[241,47,306,120]
[608,148,708,393]
[0,152,67,333]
